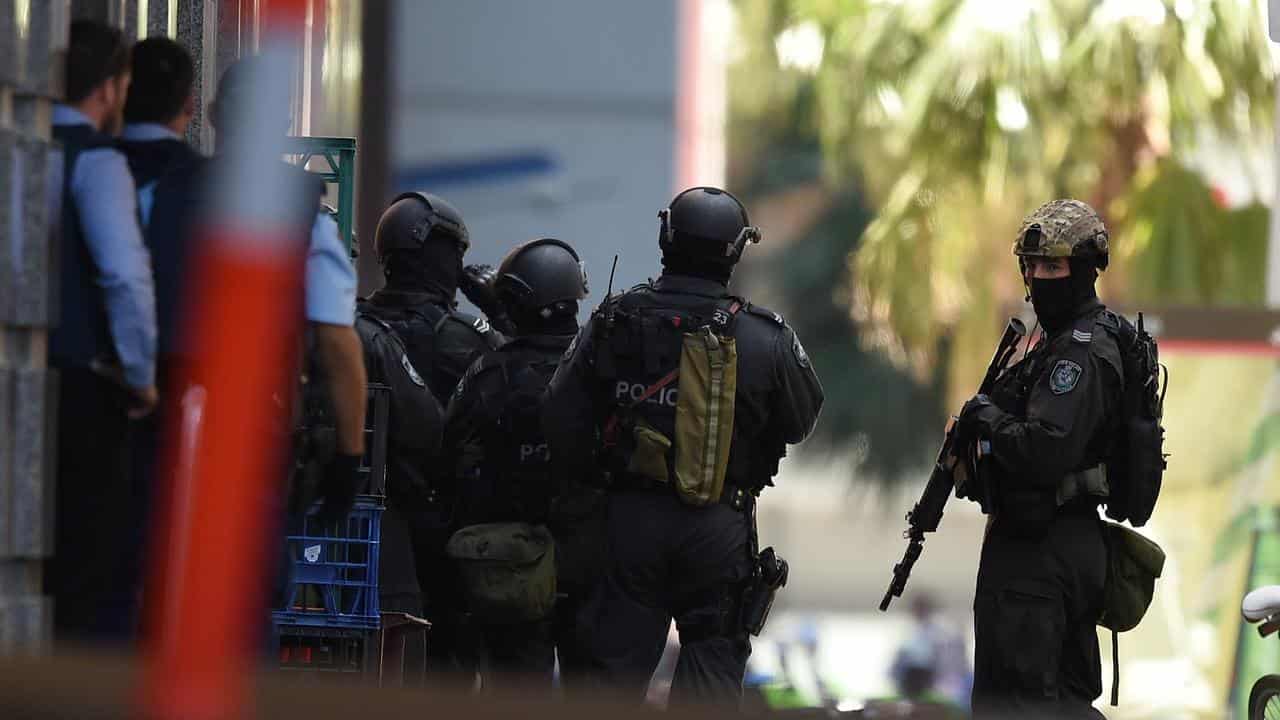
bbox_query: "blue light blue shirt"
[122,122,183,229]
[54,105,157,388]
[306,212,356,327]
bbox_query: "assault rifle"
[879,317,1027,611]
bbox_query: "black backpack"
[1102,311,1168,527]
[483,349,562,521]
[354,311,444,497]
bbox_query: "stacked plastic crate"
[273,384,390,677]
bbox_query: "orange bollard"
[139,2,310,718]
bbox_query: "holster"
[741,546,788,636]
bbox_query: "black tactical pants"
[478,617,556,690]
[972,507,1107,720]
[577,490,753,706]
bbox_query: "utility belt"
[991,463,1108,538]
[608,470,755,513]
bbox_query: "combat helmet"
[1013,199,1110,274]
[495,238,589,319]
[373,192,469,263]
[658,186,761,267]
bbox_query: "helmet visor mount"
[658,207,762,264]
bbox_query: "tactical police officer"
[359,193,505,676]
[543,187,824,705]
[47,19,157,644]
[443,237,592,690]
[954,199,1122,719]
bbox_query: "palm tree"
[732,0,1275,431]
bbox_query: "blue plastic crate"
[273,496,383,631]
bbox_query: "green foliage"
[735,0,1275,362]
[1118,160,1270,306]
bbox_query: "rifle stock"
[879,317,1026,611]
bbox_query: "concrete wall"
[0,0,70,652]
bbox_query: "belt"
[610,472,754,512]
[1056,463,1109,507]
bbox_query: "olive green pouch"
[445,522,556,623]
[1097,521,1165,707]
[673,326,738,506]
[627,420,672,484]
[1099,522,1165,633]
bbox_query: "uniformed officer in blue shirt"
[146,57,367,521]
[116,36,204,640]
[46,20,158,644]
[119,36,201,233]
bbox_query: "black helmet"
[658,186,760,266]
[494,238,589,318]
[373,192,469,263]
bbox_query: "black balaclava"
[1029,258,1097,333]
[383,240,463,298]
[660,248,733,285]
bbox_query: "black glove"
[460,264,517,336]
[459,263,500,313]
[953,393,1001,447]
[315,451,362,526]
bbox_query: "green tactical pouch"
[627,419,672,485]
[445,522,556,623]
[1098,522,1165,633]
[673,326,738,506]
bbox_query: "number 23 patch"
[1049,359,1082,395]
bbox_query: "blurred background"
[8,0,1280,717]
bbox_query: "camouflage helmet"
[1013,199,1109,272]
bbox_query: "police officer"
[954,199,1121,719]
[146,57,367,526]
[543,186,824,705]
[47,20,157,644]
[359,193,504,676]
[117,36,202,633]
[352,303,441,676]
[443,237,592,690]
[119,36,200,230]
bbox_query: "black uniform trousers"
[577,489,753,706]
[972,504,1107,720]
[46,368,142,645]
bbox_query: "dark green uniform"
[963,299,1124,719]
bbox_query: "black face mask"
[1029,275,1076,331]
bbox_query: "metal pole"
[356,0,392,296]
[1268,81,1280,307]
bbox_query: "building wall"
[389,0,692,303]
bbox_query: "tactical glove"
[955,393,1004,445]
[460,263,516,336]
[315,451,362,526]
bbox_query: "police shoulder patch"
[1049,359,1083,395]
[792,333,810,368]
[400,353,425,387]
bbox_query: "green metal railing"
[283,136,357,253]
